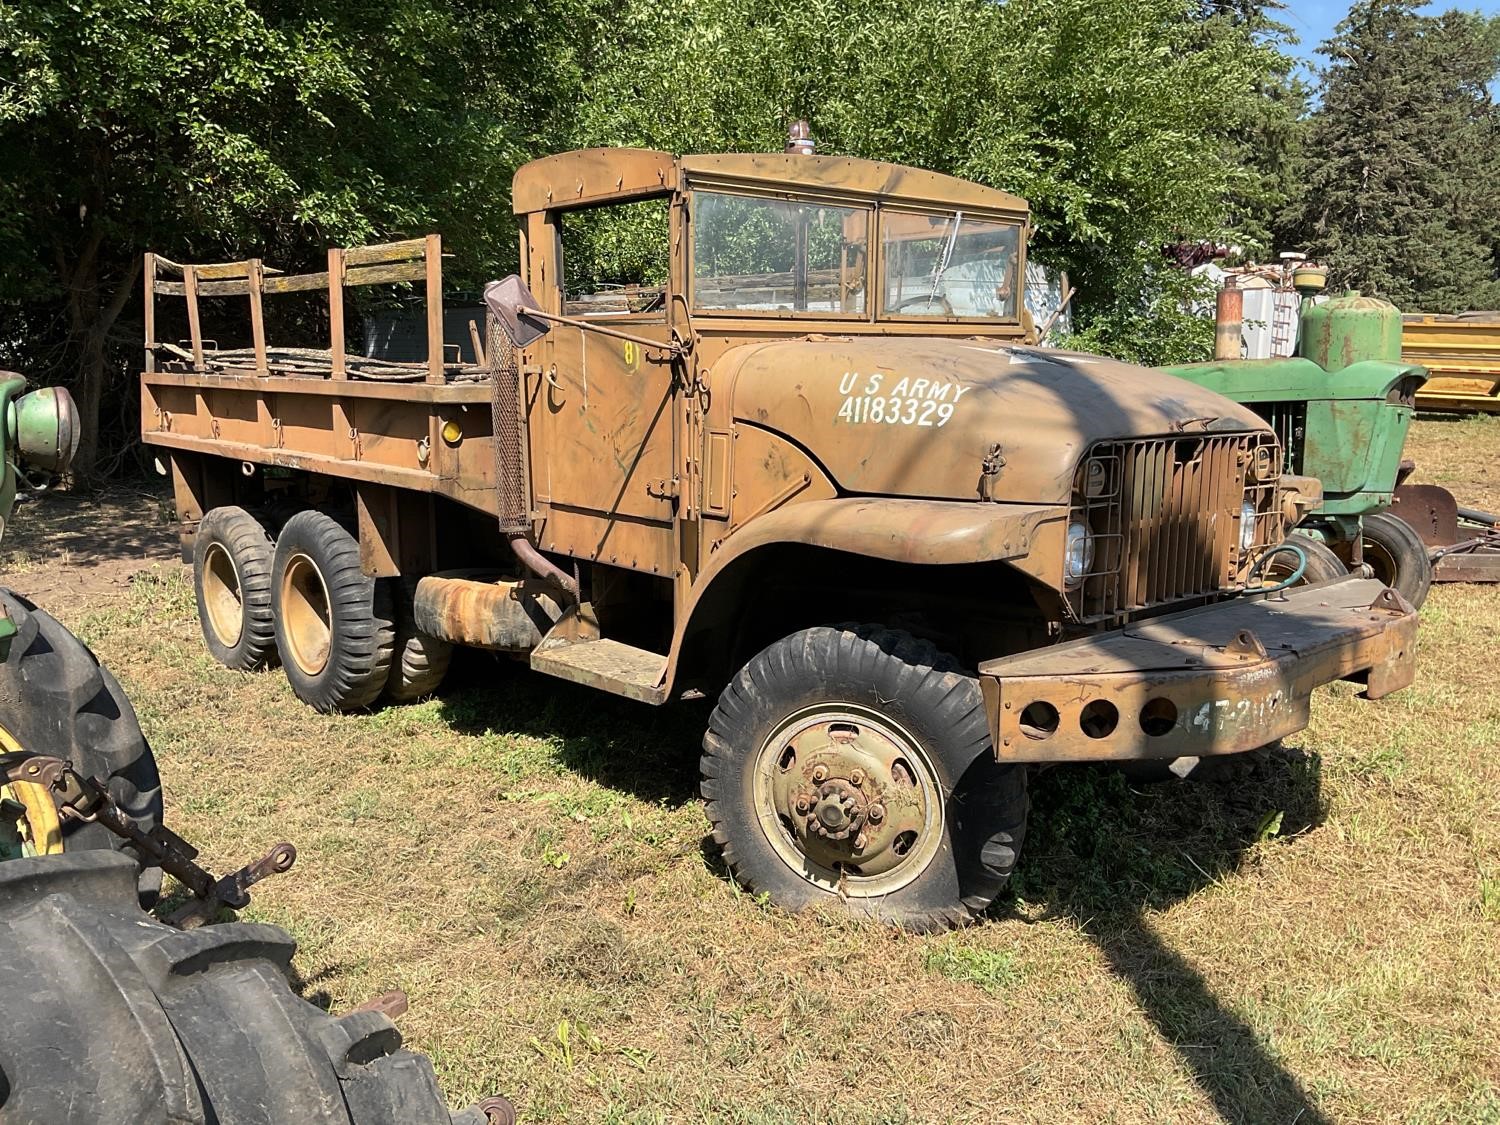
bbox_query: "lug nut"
[850,768,865,787]
[868,804,885,823]
[794,795,810,814]
[854,833,868,850]
[811,765,828,783]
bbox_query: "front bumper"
[978,577,1417,763]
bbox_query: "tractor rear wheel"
[271,512,394,713]
[703,625,1028,932]
[0,590,163,902]
[0,850,504,1124]
[193,505,278,671]
[1360,510,1433,609]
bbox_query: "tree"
[1280,1,1500,312]
[561,0,1288,363]
[0,0,568,477]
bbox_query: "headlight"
[1064,520,1094,586]
[1239,500,1258,552]
[9,386,80,476]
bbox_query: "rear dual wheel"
[272,511,395,713]
[193,508,451,710]
[703,625,1028,931]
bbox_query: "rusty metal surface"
[1390,484,1460,547]
[0,751,297,925]
[1389,484,1500,584]
[680,153,1028,215]
[413,573,563,650]
[511,148,677,214]
[717,339,1270,505]
[978,576,1417,763]
[1065,432,1282,622]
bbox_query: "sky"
[1281,0,1500,83]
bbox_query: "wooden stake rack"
[143,234,484,384]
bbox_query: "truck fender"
[663,497,1067,693]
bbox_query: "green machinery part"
[1,372,85,661]
[1159,290,1426,551]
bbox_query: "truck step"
[529,637,668,704]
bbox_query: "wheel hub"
[806,778,866,840]
[757,706,942,893]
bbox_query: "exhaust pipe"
[1214,277,1243,361]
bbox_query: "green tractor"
[0,370,512,1125]
[1160,284,1434,607]
[0,371,159,869]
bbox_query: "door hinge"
[646,477,680,502]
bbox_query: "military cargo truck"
[141,148,1418,929]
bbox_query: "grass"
[6,415,1500,1122]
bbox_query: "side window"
[691,192,869,314]
[559,197,671,317]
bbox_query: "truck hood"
[721,337,1271,504]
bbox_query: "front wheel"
[702,625,1028,932]
[1360,511,1433,609]
[1260,535,1347,587]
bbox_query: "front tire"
[1262,535,1347,587]
[702,625,1027,932]
[271,511,393,713]
[1360,510,1433,609]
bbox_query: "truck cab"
[143,147,1418,930]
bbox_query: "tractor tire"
[0,589,163,903]
[0,850,503,1124]
[384,581,452,703]
[703,624,1028,932]
[1360,510,1433,609]
[271,512,394,713]
[1262,535,1347,587]
[193,506,278,671]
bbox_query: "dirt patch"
[1,484,182,606]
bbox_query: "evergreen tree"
[1282,1,1500,312]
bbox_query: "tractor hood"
[721,337,1271,504]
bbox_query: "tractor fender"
[664,497,1067,692]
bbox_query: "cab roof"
[511,148,1030,218]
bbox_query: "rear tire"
[0,590,163,903]
[385,581,452,703]
[271,511,394,713]
[1360,510,1433,609]
[193,506,278,671]
[703,625,1028,932]
[0,851,501,1124]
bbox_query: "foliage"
[1279,1,1500,312]
[1060,252,1219,366]
[0,0,570,475]
[560,0,1288,358]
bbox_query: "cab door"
[522,198,679,580]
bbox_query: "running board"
[530,636,669,704]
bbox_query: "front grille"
[1067,432,1281,622]
[1251,402,1305,475]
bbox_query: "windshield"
[881,211,1020,319]
[691,192,868,314]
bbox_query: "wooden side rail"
[144,235,449,383]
